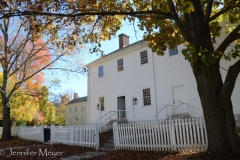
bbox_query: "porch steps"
[99,137,115,152]
[101,118,128,132]
[166,113,190,120]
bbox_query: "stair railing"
[154,104,174,121]
[104,110,126,130]
[169,103,189,121]
[96,110,126,133]
[96,111,115,133]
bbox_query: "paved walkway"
[60,152,107,160]
[0,137,115,160]
[61,137,115,160]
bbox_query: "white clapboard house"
[86,30,240,126]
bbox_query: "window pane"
[117,59,124,71]
[169,47,178,56]
[140,50,148,64]
[143,88,151,106]
[99,97,104,111]
[99,66,104,77]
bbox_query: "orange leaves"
[21,37,51,92]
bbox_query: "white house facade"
[87,32,240,125]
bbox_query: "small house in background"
[65,93,88,126]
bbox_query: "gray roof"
[66,96,87,105]
[87,40,145,66]
[53,102,61,108]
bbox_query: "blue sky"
[52,21,144,98]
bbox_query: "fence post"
[170,119,176,152]
[70,127,73,145]
[113,122,119,150]
[41,125,44,142]
[95,124,99,150]
[50,124,54,144]
[15,126,17,136]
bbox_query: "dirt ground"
[0,132,233,160]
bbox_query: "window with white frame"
[140,50,148,64]
[169,47,178,56]
[98,65,104,77]
[81,106,84,111]
[75,107,77,112]
[117,59,124,71]
[143,88,151,106]
[99,97,104,111]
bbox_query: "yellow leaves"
[146,17,151,21]
[180,0,194,13]
[209,21,221,37]
[185,5,194,13]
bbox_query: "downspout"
[151,51,158,120]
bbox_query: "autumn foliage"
[0,1,240,159]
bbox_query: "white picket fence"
[113,117,207,152]
[50,125,99,150]
[11,126,44,142]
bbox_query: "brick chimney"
[74,93,78,99]
[118,34,129,49]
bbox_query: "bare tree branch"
[8,50,68,98]
[8,30,32,73]
[8,20,27,51]
[45,68,84,73]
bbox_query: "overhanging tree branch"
[0,10,173,19]
[217,24,240,52]
[204,0,214,26]
[220,59,240,101]
[45,68,84,73]
[209,5,240,22]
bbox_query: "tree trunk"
[193,61,240,159]
[1,95,12,141]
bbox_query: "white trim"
[87,41,147,67]
[87,70,90,125]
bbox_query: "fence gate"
[44,128,51,142]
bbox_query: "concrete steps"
[99,137,115,152]
[100,118,128,133]
[166,113,190,120]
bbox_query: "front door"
[172,85,187,113]
[117,96,126,118]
